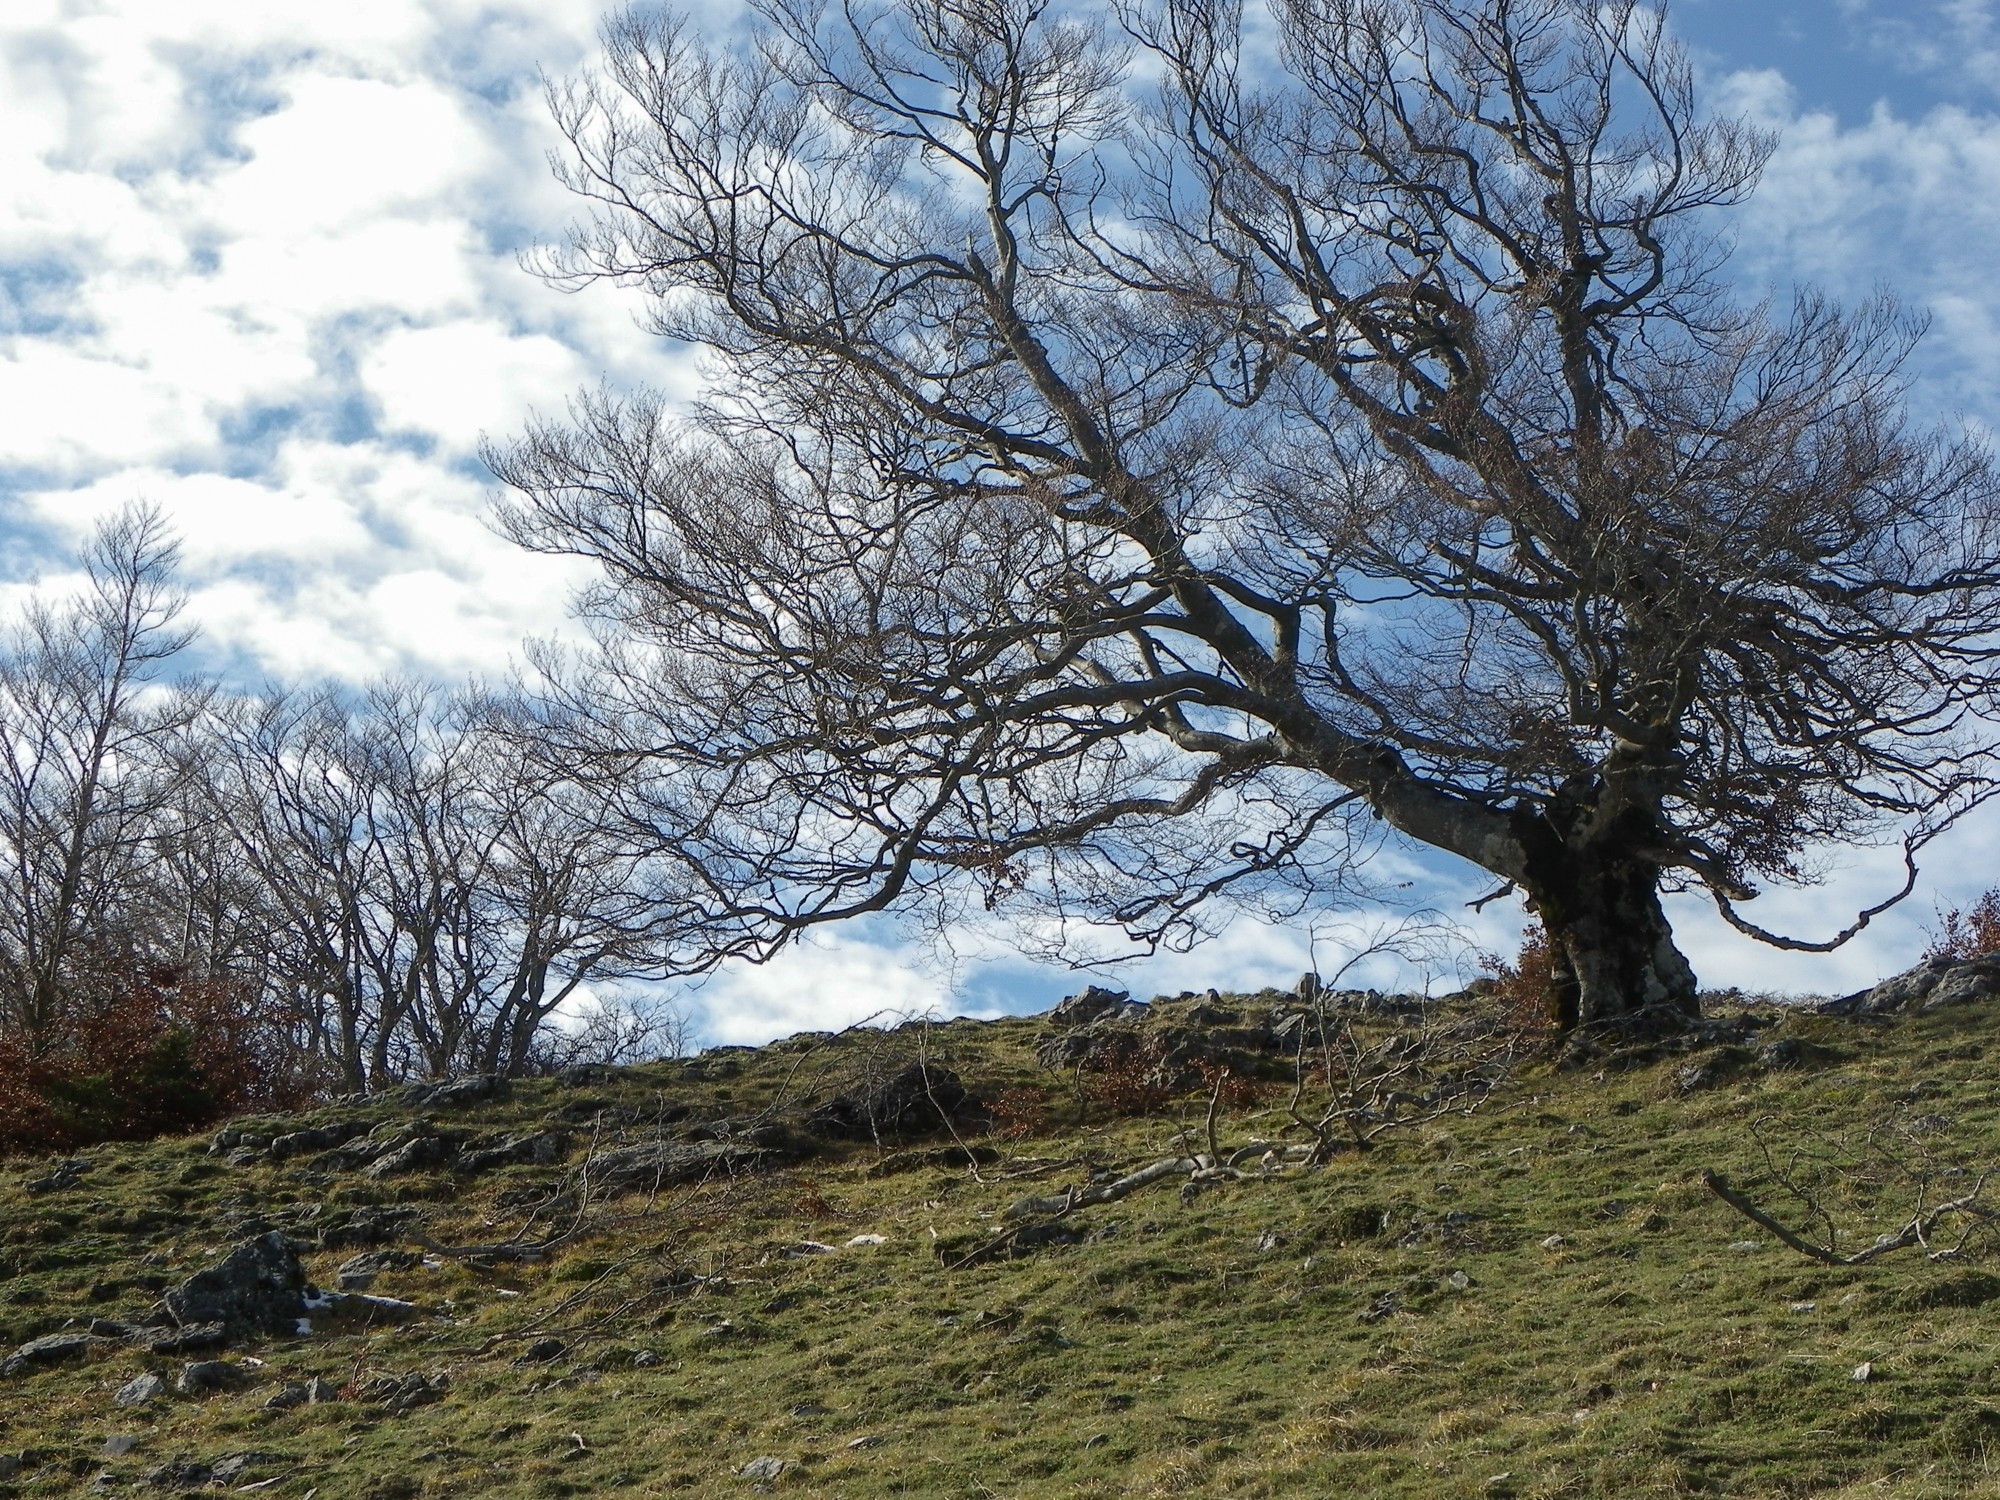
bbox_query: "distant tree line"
[0,507,687,1151]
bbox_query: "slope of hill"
[4,986,2000,1499]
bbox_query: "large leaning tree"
[491,0,2000,1029]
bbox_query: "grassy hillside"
[4,991,2000,1499]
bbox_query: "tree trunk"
[1525,843,1699,1031]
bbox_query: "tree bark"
[1520,816,1700,1030]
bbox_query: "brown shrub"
[0,968,318,1155]
[1926,889,2000,964]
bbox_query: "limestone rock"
[177,1359,253,1395]
[114,1372,166,1407]
[1,1331,106,1378]
[160,1231,310,1340]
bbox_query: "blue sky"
[5,0,2000,1041]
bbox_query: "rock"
[457,1130,567,1175]
[0,1455,20,1479]
[177,1359,252,1395]
[845,1233,888,1248]
[1540,1234,1566,1250]
[361,1135,458,1178]
[114,1372,166,1407]
[845,1435,884,1450]
[264,1376,338,1409]
[1674,1061,1718,1094]
[268,1120,370,1161]
[1297,970,1323,1002]
[160,1231,310,1340]
[355,1371,447,1412]
[143,1460,213,1488]
[517,1338,567,1365]
[315,1205,420,1250]
[590,1139,794,1195]
[1445,1269,1474,1291]
[804,1062,976,1142]
[144,1323,228,1355]
[25,1158,90,1194]
[1756,1038,1804,1071]
[335,1249,424,1290]
[1823,955,2000,1016]
[100,1435,142,1458]
[1852,1361,1874,1382]
[400,1073,510,1109]
[210,1453,287,1485]
[1,1331,106,1377]
[738,1456,790,1482]
[1788,1301,1818,1314]
[632,1351,661,1367]
[1048,985,1137,1026]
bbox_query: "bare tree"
[0,505,203,1050]
[195,681,677,1087]
[492,0,2000,1029]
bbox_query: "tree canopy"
[492,0,2000,1028]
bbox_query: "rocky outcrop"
[804,1063,980,1142]
[1821,956,2000,1017]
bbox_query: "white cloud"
[362,320,588,451]
[2,0,1996,1041]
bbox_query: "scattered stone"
[632,1351,661,1367]
[160,1231,310,1341]
[1788,1301,1818,1314]
[210,1452,287,1485]
[264,1376,338,1410]
[0,1455,20,1479]
[355,1371,447,1412]
[1674,1062,1718,1094]
[1253,1230,1284,1253]
[738,1456,790,1483]
[845,1234,888,1248]
[780,1242,837,1258]
[177,1360,252,1395]
[457,1131,566,1175]
[1756,1038,1804,1071]
[1852,1361,1874,1382]
[1540,1234,1566,1250]
[789,1403,830,1418]
[517,1338,567,1365]
[114,1372,166,1407]
[1358,1291,1402,1322]
[1,1331,106,1377]
[845,1435,884,1450]
[1445,1269,1474,1291]
[1296,971,1322,1003]
[100,1435,142,1458]
[25,1158,90,1194]
[1728,1240,1763,1253]
[335,1250,424,1290]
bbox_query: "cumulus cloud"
[3,0,1997,1041]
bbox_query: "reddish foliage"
[1479,923,1559,1031]
[985,1085,1051,1141]
[1078,1044,1178,1119]
[0,968,318,1155]
[1926,890,2000,964]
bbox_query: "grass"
[5,996,2000,1497]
